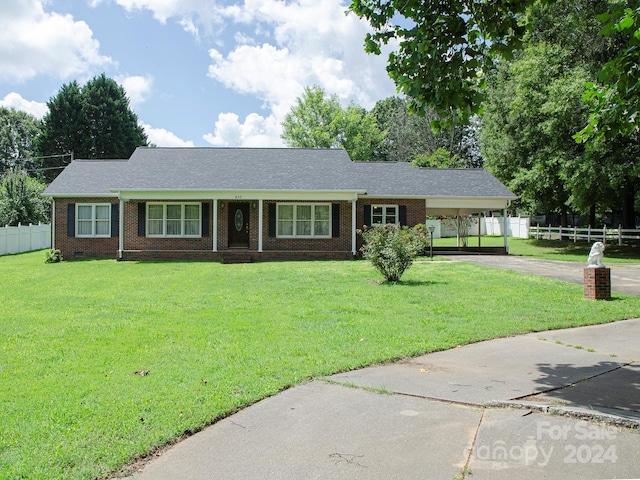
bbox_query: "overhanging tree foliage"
[37,74,147,181]
[0,107,41,175]
[349,0,548,129]
[577,2,640,142]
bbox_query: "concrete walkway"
[452,255,640,296]
[123,318,640,480]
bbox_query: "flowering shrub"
[440,215,477,247]
[358,224,422,282]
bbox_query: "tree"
[411,148,466,169]
[280,85,384,161]
[37,74,148,181]
[36,81,84,181]
[0,107,41,175]
[80,74,148,159]
[0,168,50,226]
[370,96,482,166]
[577,2,640,142]
[349,0,547,128]
[482,43,588,224]
[481,0,639,227]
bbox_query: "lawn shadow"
[529,239,640,261]
[376,279,447,287]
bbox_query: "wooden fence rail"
[529,224,640,245]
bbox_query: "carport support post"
[503,208,509,253]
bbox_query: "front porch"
[120,249,355,263]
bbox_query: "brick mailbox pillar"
[584,267,611,300]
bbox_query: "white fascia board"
[425,197,511,211]
[112,189,363,201]
[44,193,119,198]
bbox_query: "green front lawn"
[1,251,639,479]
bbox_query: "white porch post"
[51,200,55,250]
[213,199,218,252]
[456,213,460,247]
[258,199,263,252]
[351,199,357,255]
[118,198,124,259]
[503,207,509,253]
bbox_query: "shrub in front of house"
[45,249,63,263]
[359,224,422,282]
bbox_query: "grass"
[433,236,640,263]
[1,251,640,479]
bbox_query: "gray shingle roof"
[43,159,128,196]
[43,147,516,200]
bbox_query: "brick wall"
[583,267,611,300]
[355,198,426,251]
[54,198,119,259]
[124,200,213,252]
[261,200,352,253]
[55,197,427,261]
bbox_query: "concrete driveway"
[122,319,640,480]
[452,255,640,296]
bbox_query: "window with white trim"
[371,205,398,225]
[277,203,331,238]
[76,203,111,237]
[147,203,201,237]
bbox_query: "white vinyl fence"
[0,223,51,256]
[530,224,640,245]
[429,217,530,239]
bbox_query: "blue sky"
[0,0,397,148]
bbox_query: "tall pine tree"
[36,74,147,181]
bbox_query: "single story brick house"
[43,147,517,261]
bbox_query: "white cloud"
[116,75,154,107]
[0,93,48,119]
[203,112,282,147]
[92,0,219,38]
[0,0,111,82]
[101,0,397,146]
[141,122,194,147]
[209,0,395,107]
[205,0,396,145]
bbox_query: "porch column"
[503,207,509,253]
[213,199,218,252]
[478,212,482,248]
[51,200,55,250]
[351,199,357,255]
[258,199,263,252]
[456,213,460,247]
[118,199,124,259]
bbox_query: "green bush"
[45,249,62,263]
[359,224,422,282]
